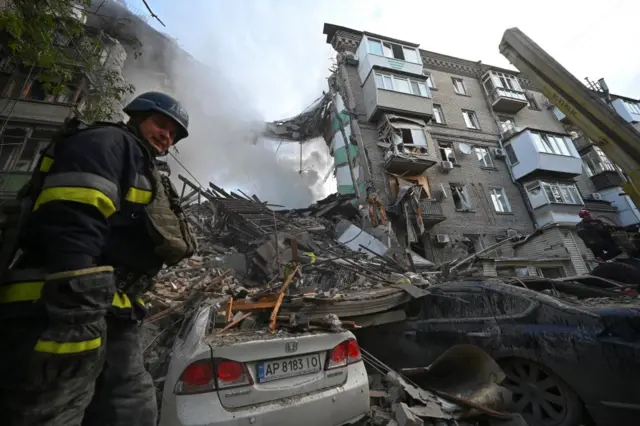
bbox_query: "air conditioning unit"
[440,161,454,173]
[435,234,450,245]
[591,192,603,200]
[507,229,518,238]
[492,148,506,159]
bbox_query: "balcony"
[0,98,72,124]
[584,198,617,213]
[505,129,583,180]
[582,147,627,191]
[413,199,446,227]
[611,98,640,124]
[482,71,528,113]
[362,71,433,122]
[355,36,424,84]
[384,150,437,175]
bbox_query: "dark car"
[354,278,640,426]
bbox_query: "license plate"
[257,353,322,383]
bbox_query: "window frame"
[531,132,575,157]
[366,37,421,64]
[423,72,436,89]
[432,104,445,124]
[474,146,494,168]
[450,183,472,210]
[452,77,467,95]
[462,110,480,130]
[374,72,431,98]
[525,180,583,207]
[438,141,456,163]
[504,143,518,165]
[489,187,512,213]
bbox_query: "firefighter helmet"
[578,209,591,218]
[123,92,189,143]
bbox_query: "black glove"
[35,266,116,355]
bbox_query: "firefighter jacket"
[0,122,196,319]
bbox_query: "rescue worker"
[576,209,621,260]
[0,92,196,426]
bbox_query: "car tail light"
[215,359,252,389]
[174,359,216,395]
[325,339,362,370]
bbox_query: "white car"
[159,305,370,426]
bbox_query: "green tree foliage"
[0,0,136,121]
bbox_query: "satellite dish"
[458,143,472,155]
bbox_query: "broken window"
[490,188,511,213]
[526,180,583,206]
[582,146,616,176]
[367,38,420,63]
[378,116,430,155]
[474,146,493,167]
[432,105,445,124]
[439,142,456,163]
[462,110,480,129]
[452,78,466,95]
[450,183,472,210]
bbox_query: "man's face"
[139,113,179,154]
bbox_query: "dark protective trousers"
[0,316,157,426]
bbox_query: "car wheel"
[501,358,583,426]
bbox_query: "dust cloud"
[93,1,335,209]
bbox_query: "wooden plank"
[218,312,253,333]
[269,265,301,332]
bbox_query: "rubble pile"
[141,176,437,402]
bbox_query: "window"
[24,79,47,101]
[423,72,436,89]
[399,128,428,147]
[538,267,565,278]
[0,127,53,172]
[498,116,516,134]
[450,183,472,210]
[490,188,511,213]
[526,92,540,110]
[367,38,420,63]
[525,181,583,207]
[432,105,445,124]
[438,142,456,163]
[452,78,466,95]
[474,146,494,167]
[374,72,430,97]
[504,143,518,164]
[624,100,640,115]
[482,72,525,101]
[531,132,574,156]
[462,110,480,129]
[582,146,615,176]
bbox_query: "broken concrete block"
[394,402,424,426]
[370,406,393,426]
[240,315,256,330]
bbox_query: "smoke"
[89,1,335,208]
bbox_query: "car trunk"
[206,330,351,409]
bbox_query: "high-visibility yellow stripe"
[125,187,153,204]
[136,297,146,308]
[34,337,102,354]
[33,187,117,217]
[112,292,132,309]
[40,156,54,172]
[0,282,135,310]
[0,281,44,303]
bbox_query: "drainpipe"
[476,70,538,229]
[328,77,361,201]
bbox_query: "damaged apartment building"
[0,0,189,201]
[317,23,640,278]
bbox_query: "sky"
[122,0,640,206]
